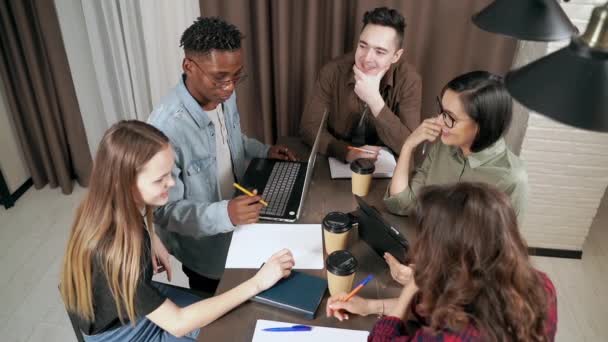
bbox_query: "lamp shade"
[472,0,577,41]
[505,39,608,131]
[505,3,608,132]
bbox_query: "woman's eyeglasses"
[436,96,456,128]
[188,58,248,89]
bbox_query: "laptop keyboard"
[260,162,301,216]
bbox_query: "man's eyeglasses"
[436,96,457,128]
[188,58,248,89]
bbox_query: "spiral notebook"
[252,270,327,319]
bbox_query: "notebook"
[328,147,397,179]
[252,271,327,319]
[252,319,369,341]
[225,224,324,269]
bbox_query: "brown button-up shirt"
[299,52,422,161]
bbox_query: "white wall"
[0,82,30,193]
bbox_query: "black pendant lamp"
[472,0,577,41]
[505,3,608,132]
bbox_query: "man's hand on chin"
[353,65,389,116]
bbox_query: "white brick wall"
[517,0,608,251]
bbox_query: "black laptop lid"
[355,195,409,264]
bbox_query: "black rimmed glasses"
[436,96,457,128]
[188,58,248,89]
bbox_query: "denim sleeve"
[154,163,235,239]
[242,134,270,159]
[228,91,269,159]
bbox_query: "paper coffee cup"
[350,158,375,196]
[326,250,358,296]
[322,212,355,255]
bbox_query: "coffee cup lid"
[326,250,357,276]
[350,158,375,174]
[322,212,352,233]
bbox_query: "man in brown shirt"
[300,7,422,162]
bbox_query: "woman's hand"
[387,278,420,320]
[403,117,442,152]
[384,252,414,286]
[151,233,173,282]
[326,294,373,321]
[390,118,440,196]
[252,249,295,292]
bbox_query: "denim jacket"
[148,76,269,279]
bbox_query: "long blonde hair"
[60,120,169,324]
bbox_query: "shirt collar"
[468,138,507,168]
[177,74,211,129]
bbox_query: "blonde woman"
[60,121,294,341]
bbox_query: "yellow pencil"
[232,183,269,207]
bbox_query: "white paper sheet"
[251,319,369,342]
[225,224,324,269]
[328,148,396,179]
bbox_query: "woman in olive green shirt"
[385,71,527,220]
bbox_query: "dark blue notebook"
[251,271,327,319]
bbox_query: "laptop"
[238,110,328,222]
[355,195,409,264]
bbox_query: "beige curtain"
[0,0,91,194]
[200,0,517,144]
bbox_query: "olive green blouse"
[384,138,528,220]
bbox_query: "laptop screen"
[305,109,327,173]
[295,109,328,219]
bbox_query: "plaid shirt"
[368,272,557,341]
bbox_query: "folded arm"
[372,73,422,154]
[300,63,351,161]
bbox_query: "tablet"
[355,195,409,264]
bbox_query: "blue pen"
[262,324,312,332]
